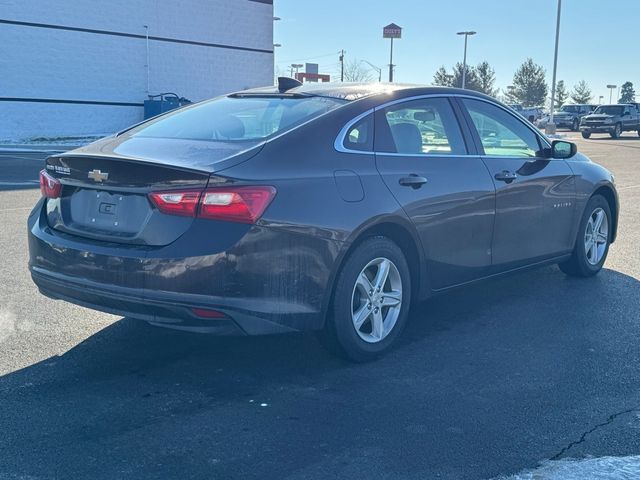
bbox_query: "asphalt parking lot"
[0,133,639,479]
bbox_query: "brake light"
[149,190,201,217]
[199,186,276,224]
[39,169,62,198]
[148,186,276,224]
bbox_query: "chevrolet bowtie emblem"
[88,169,109,182]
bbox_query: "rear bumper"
[28,199,341,335]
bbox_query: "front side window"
[463,99,542,158]
[130,95,346,142]
[377,98,467,155]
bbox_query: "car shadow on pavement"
[1,265,639,479]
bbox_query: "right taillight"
[39,169,62,198]
[148,186,276,224]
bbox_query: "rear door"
[374,96,495,289]
[457,97,576,269]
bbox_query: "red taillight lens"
[149,190,201,217]
[191,308,227,319]
[199,186,276,224]
[148,186,276,224]
[39,169,62,198]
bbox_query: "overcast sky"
[274,0,639,103]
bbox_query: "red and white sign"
[383,23,402,39]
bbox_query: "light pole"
[607,84,617,104]
[598,95,604,104]
[361,60,382,82]
[456,31,476,89]
[290,63,303,79]
[546,0,562,134]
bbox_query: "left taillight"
[39,169,62,198]
[148,186,276,224]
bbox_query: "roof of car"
[236,82,488,102]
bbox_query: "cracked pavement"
[0,132,639,479]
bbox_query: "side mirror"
[551,140,577,159]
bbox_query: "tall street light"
[456,31,476,89]
[290,63,303,78]
[361,60,382,82]
[546,0,562,134]
[607,84,617,104]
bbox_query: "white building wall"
[0,0,273,141]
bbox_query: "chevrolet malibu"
[29,81,619,361]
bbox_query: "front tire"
[319,237,411,362]
[610,123,621,138]
[559,195,612,277]
[581,131,591,139]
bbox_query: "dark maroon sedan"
[29,80,618,361]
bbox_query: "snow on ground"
[494,455,640,479]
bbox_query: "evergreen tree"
[555,80,568,108]
[570,80,593,104]
[618,81,636,103]
[476,61,497,97]
[511,58,548,106]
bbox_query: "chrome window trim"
[333,92,552,156]
[333,109,376,154]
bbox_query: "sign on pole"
[383,23,402,39]
[383,23,402,82]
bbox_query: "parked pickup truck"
[580,104,640,138]
[552,104,597,131]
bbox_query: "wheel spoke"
[356,273,374,298]
[596,232,608,244]
[373,259,391,290]
[587,242,597,264]
[352,304,371,330]
[593,210,604,234]
[371,310,384,340]
[381,290,402,307]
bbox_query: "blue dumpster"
[143,93,192,119]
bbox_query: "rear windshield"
[130,95,346,141]
[593,105,623,115]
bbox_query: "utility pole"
[339,50,345,82]
[546,0,561,134]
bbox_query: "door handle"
[399,175,428,189]
[494,170,518,183]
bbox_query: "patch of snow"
[494,455,640,480]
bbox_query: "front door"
[374,97,495,289]
[458,97,576,269]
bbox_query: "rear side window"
[130,95,346,142]
[376,98,467,155]
[343,114,374,152]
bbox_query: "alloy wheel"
[350,257,402,343]
[584,207,609,265]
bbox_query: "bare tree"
[343,60,374,82]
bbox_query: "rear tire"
[319,237,411,362]
[610,123,621,138]
[559,195,612,277]
[581,131,591,139]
